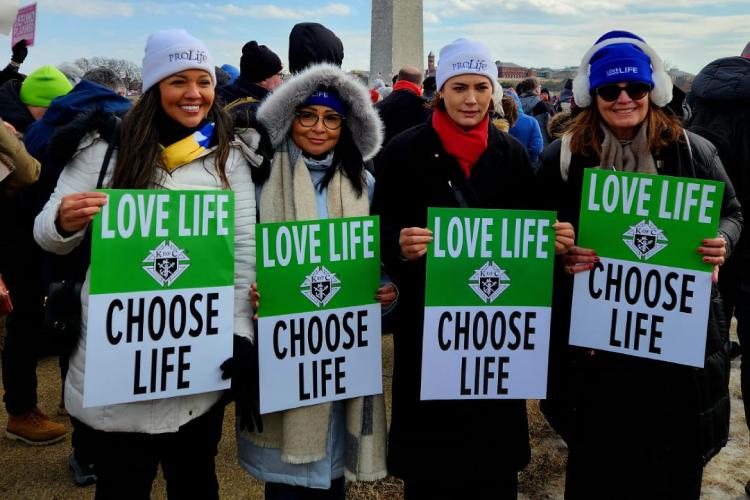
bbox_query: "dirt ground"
[0,327,748,499]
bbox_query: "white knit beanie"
[141,29,216,93]
[436,38,498,93]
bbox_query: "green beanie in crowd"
[20,65,73,107]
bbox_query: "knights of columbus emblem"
[301,266,341,307]
[623,220,668,260]
[142,241,190,287]
[469,261,510,304]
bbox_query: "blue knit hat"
[302,89,346,115]
[573,31,672,108]
[221,64,240,84]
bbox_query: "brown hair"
[568,102,683,157]
[501,95,518,128]
[517,77,540,96]
[109,86,234,189]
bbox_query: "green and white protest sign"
[570,170,724,367]
[257,216,382,414]
[85,190,234,407]
[421,207,556,400]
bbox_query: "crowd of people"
[0,19,749,500]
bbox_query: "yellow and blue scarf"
[161,122,215,171]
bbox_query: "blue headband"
[303,90,346,115]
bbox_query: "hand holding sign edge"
[563,246,599,275]
[698,235,726,283]
[399,227,433,261]
[553,220,576,256]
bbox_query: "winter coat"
[0,117,39,189]
[216,78,275,185]
[375,88,431,152]
[538,130,742,466]
[24,80,131,175]
[519,93,554,148]
[0,79,34,133]
[509,114,543,163]
[0,79,40,304]
[1,83,129,307]
[12,84,132,302]
[33,133,257,434]
[556,87,574,113]
[371,119,535,481]
[0,63,24,86]
[238,63,387,487]
[217,78,269,128]
[688,56,750,287]
[508,93,544,163]
[0,121,39,282]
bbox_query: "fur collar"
[256,63,383,161]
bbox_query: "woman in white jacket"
[33,29,257,499]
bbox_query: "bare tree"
[70,57,142,91]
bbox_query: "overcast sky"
[4,0,749,76]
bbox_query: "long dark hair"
[109,85,234,189]
[315,124,366,197]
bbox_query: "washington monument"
[369,0,424,83]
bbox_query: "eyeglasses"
[295,111,345,130]
[596,82,651,102]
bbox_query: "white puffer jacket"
[33,133,256,433]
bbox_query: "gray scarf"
[599,122,656,173]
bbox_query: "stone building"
[426,51,436,77]
[496,61,526,79]
[370,0,424,84]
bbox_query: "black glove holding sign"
[220,335,263,433]
[11,40,28,65]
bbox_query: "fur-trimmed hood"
[256,63,383,161]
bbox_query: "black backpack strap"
[97,116,121,189]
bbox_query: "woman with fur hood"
[33,29,259,499]
[238,62,394,499]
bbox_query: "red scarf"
[392,80,422,96]
[432,109,489,177]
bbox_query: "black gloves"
[11,40,27,65]
[220,335,263,433]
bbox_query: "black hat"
[288,23,344,74]
[240,41,282,83]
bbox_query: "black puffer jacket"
[217,78,269,125]
[372,119,536,480]
[374,89,431,152]
[216,78,274,185]
[687,56,750,283]
[0,63,24,86]
[0,79,34,132]
[538,131,742,465]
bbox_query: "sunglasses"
[596,82,652,102]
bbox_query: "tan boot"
[6,407,67,445]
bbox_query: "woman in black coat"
[372,38,574,499]
[539,31,743,499]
